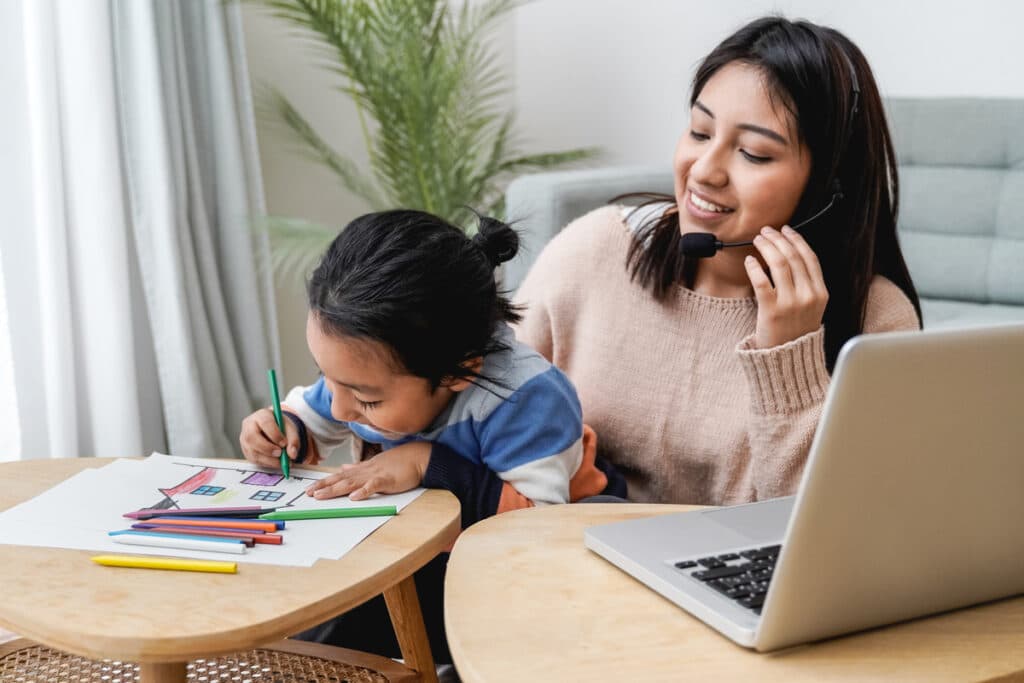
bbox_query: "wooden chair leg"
[384,575,439,683]
[138,661,187,683]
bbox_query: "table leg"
[384,575,438,683]
[138,661,187,683]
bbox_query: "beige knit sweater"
[513,205,920,506]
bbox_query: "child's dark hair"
[307,209,521,389]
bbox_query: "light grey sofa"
[504,98,1024,329]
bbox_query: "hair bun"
[472,215,519,268]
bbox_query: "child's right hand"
[239,408,303,471]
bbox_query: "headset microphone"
[679,180,844,258]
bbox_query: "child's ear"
[442,357,484,393]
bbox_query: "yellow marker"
[91,555,237,574]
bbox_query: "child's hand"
[239,408,309,470]
[305,441,431,501]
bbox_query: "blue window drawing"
[251,490,284,502]
[192,485,224,496]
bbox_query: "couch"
[503,98,1024,329]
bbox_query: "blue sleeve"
[477,367,583,474]
[302,377,340,423]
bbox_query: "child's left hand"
[305,441,431,501]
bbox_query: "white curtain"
[0,0,278,461]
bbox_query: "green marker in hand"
[267,368,289,479]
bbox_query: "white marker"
[109,531,247,555]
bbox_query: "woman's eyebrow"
[693,99,788,145]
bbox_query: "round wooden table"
[0,458,461,683]
[446,504,1024,682]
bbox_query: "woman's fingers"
[781,226,828,297]
[751,231,794,294]
[758,227,811,293]
[744,255,774,300]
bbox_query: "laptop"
[584,323,1024,652]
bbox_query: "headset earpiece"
[831,178,844,202]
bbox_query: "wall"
[241,1,1024,378]
[512,0,1024,167]
[240,5,373,386]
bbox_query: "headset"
[680,48,861,259]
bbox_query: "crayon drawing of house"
[146,462,314,510]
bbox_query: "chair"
[0,637,421,682]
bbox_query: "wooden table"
[0,458,461,683]
[446,504,1024,682]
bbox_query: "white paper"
[0,454,426,566]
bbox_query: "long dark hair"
[625,16,921,369]
[308,209,521,389]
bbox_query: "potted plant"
[256,0,597,276]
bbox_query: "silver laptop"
[584,323,1024,651]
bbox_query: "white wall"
[512,0,1024,166]
[241,0,1024,377]
[241,6,374,387]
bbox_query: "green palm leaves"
[257,0,596,276]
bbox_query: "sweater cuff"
[737,326,830,415]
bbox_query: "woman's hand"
[744,225,829,349]
[305,441,431,501]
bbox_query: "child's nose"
[331,397,363,423]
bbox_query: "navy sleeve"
[422,442,505,529]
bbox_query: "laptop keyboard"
[673,544,781,615]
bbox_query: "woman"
[514,16,921,506]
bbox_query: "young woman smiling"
[514,16,922,506]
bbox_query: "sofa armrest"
[503,166,671,292]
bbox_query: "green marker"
[267,368,289,479]
[259,506,398,521]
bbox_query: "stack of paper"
[0,454,425,566]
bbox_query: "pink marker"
[124,506,274,520]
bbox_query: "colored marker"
[149,517,282,532]
[133,522,267,534]
[124,506,275,520]
[268,368,289,479]
[127,526,257,547]
[132,524,282,545]
[110,531,247,555]
[92,555,237,574]
[260,506,397,521]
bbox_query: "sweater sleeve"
[736,276,920,499]
[281,378,355,464]
[512,259,556,362]
[423,424,614,529]
[421,364,595,526]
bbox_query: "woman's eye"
[740,150,772,164]
[689,130,709,142]
[357,399,381,410]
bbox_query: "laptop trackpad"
[700,496,795,543]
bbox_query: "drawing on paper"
[146,462,317,510]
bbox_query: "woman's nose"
[688,144,729,188]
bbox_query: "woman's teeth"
[691,192,732,213]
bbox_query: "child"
[240,208,621,524]
[238,209,623,663]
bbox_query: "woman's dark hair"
[625,16,921,369]
[308,209,521,389]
